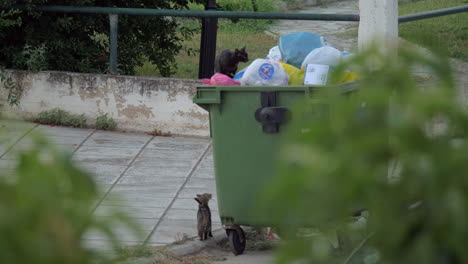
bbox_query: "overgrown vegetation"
[0,125,141,264]
[0,0,205,76]
[399,0,468,61]
[116,245,157,259]
[95,113,116,131]
[14,43,48,72]
[116,245,220,264]
[36,108,87,128]
[0,8,22,106]
[188,0,281,32]
[35,109,118,130]
[0,66,20,106]
[259,44,467,263]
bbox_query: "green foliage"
[36,108,87,128]
[259,45,467,263]
[218,0,279,33]
[0,0,204,76]
[95,113,116,131]
[116,245,155,259]
[0,7,22,106]
[0,129,140,264]
[0,65,20,106]
[187,0,280,33]
[14,43,48,71]
[0,9,22,37]
[279,0,303,9]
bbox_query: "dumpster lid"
[193,82,359,108]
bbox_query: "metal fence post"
[198,0,218,79]
[109,14,119,74]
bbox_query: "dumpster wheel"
[227,226,246,255]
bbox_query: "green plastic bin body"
[194,85,321,227]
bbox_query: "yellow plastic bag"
[280,62,304,85]
[339,71,360,83]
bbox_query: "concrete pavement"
[269,0,360,52]
[0,120,221,251]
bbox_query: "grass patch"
[136,0,282,78]
[95,113,116,130]
[36,108,86,128]
[116,245,221,264]
[136,31,278,79]
[189,0,281,32]
[116,245,157,259]
[399,0,468,61]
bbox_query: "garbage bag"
[279,32,327,69]
[233,67,247,80]
[301,46,342,70]
[202,73,241,86]
[339,71,360,83]
[266,46,282,62]
[280,62,304,85]
[240,59,289,86]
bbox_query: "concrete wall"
[0,70,210,137]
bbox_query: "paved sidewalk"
[269,0,360,51]
[0,121,220,250]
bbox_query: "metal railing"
[398,5,468,23]
[1,4,467,78]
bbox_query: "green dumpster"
[193,83,356,255]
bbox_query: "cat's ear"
[241,46,246,51]
[234,48,240,53]
[207,193,212,200]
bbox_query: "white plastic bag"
[240,59,289,86]
[301,46,342,71]
[266,46,282,62]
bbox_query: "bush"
[0,8,22,106]
[36,108,87,128]
[95,113,116,131]
[14,43,48,72]
[0,0,204,76]
[259,44,467,263]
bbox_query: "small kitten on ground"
[195,193,213,241]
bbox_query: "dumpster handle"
[255,91,289,133]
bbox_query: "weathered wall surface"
[0,70,210,137]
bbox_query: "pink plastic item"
[201,73,240,86]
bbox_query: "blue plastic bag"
[233,67,247,80]
[279,32,327,69]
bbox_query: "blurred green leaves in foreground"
[0,130,140,264]
[261,44,467,264]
